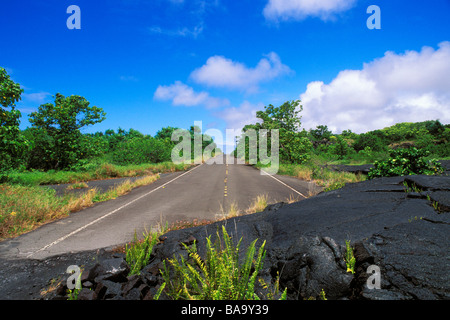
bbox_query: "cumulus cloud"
[154,81,229,109]
[263,0,357,21]
[190,52,292,92]
[22,91,52,104]
[213,101,263,132]
[300,41,450,133]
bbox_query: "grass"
[91,174,159,203]
[266,162,367,192]
[66,182,89,190]
[215,194,270,221]
[4,161,193,186]
[1,160,194,240]
[245,194,268,215]
[0,174,160,240]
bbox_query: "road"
[0,155,319,260]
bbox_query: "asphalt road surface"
[0,155,319,260]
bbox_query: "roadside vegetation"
[0,174,163,240]
[0,67,217,239]
[234,99,448,190]
[1,66,448,239]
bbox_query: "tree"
[28,93,106,169]
[155,126,179,141]
[353,132,386,152]
[236,100,312,164]
[111,136,172,165]
[309,125,332,141]
[0,67,29,173]
[332,135,351,160]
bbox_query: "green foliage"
[331,135,351,160]
[159,226,277,300]
[323,181,346,192]
[381,120,444,142]
[258,272,287,300]
[344,240,355,274]
[28,93,106,169]
[155,126,179,141]
[353,132,386,152]
[0,67,29,174]
[236,100,312,164]
[111,136,172,165]
[126,227,166,276]
[368,147,444,179]
[319,288,327,300]
[67,288,81,300]
[309,125,332,141]
[66,271,83,300]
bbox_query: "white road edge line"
[260,169,308,199]
[27,163,204,258]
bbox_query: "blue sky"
[1,0,449,151]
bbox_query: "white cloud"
[22,91,52,104]
[263,0,357,21]
[300,42,450,133]
[213,101,263,132]
[154,81,229,109]
[190,52,292,92]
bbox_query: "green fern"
[126,225,167,276]
[159,225,276,300]
[344,240,356,274]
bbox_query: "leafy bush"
[353,132,386,152]
[331,135,351,160]
[368,147,444,179]
[0,67,29,175]
[159,226,286,300]
[111,137,172,165]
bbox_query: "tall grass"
[245,194,268,215]
[274,163,366,191]
[215,194,270,221]
[5,161,193,186]
[0,174,160,240]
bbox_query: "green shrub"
[159,226,285,300]
[126,228,166,276]
[111,137,172,165]
[353,132,386,152]
[368,147,444,179]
